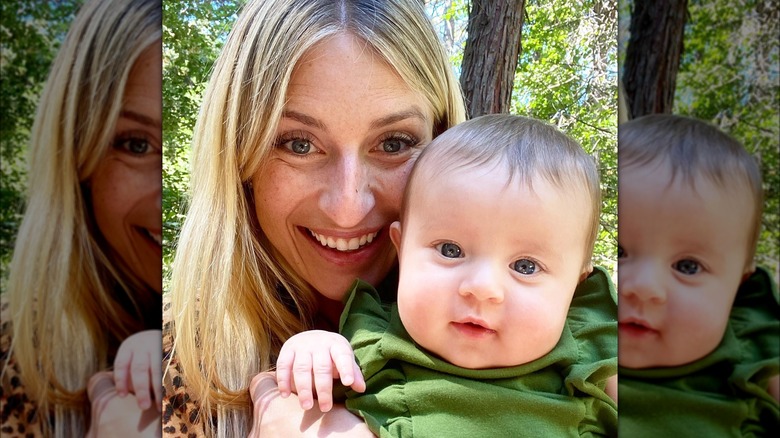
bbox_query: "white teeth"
[309,230,379,252]
[145,229,162,246]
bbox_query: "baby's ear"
[741,261,757,283]
[389,221,403,256]
[579,262,593,283]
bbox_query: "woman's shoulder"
[1,298,45,437]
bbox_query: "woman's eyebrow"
[369,107,428,129]
[282,108,429,132]
[120,110,161,129]
[282,110,326,130]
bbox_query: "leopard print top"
[1,300,45,437]
[162,301,208,438]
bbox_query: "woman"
[164,0,466,436]
[1,0,162,435]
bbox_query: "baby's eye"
[673,259,700,275]
[436,242,462,258]
[617,245,625,258]
[115,137,152,155]
[512,258,536,275]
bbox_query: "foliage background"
[619,0,780,282]
[1,0,81,287]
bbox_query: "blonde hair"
[167,0,465,435]
[2,0,161,435]
[618,114,764,268]
[404,114,602,270]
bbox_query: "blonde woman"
[163,0,466,436]
[1,0,162,435]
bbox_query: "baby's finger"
[330,342,356,387]
[131,353,152,411]
[351,360,366,393]
[292,353,314,410]
[275,347,296,397]
[113,348,132,397]
[312,350,334,412]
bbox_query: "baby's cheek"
[396,291,422,332]
[669,296,733,364]
[505,303,569,363]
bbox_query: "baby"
[617,114,779,435]
[276,114,617,436]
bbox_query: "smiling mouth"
[138,227,162,246]
[308,229,378,252]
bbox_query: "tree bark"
[460,0,525,118]
[622,0,688,119]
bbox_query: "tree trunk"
[622,0,688,119]
[460,0,525,118]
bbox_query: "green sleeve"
[339,280,394,379]
[565,266,618,435]
[339,280,413,436]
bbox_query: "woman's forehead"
[283,35,433,130]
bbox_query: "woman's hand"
[248,371,374,437]
[86,371,161,438]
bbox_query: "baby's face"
[391,165,591,369]
[618,161,754,368]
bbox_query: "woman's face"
[253,33,434,301]
[90,41,162,293]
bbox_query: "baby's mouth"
[452,319,497,337]
[618,320,658,336]
[308,229,378,252]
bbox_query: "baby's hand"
[113,329,162,412]
[276,330,366,412]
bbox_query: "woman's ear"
[389,221,403,258]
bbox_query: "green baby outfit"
[339,266,618,437]
[619,267,780,437]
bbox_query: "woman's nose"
[458,261,505,303]
[619,261,667,303]
[319,153,375,228]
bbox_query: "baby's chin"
[437,344,556,370]
[619,342,722,369]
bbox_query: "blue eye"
[287,139,312,154]
[382,138,404,153]
[512,259,536,275]
[673,259,700,275]
[376,133,417,154]
[115,137,151,155]
[437,242,462,258]
[275,131,319,156]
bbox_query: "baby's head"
[617,114,763,369]
[389,114,601,369]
